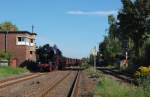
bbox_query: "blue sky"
[0,0,122,58]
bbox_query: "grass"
[84,67,150,97]
[85,67,104,78]
[0,66,28,77]
[95,74,150,97]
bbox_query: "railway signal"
[91,46,97,72]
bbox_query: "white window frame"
[16,37,29,46]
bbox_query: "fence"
[0,60,8,67]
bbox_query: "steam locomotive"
[38,56,81,72]
[36,44,81,72]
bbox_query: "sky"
[0,0,122,59]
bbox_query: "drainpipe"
[5,31,8,53]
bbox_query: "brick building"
[0,31,37,66]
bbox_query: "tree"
[0,21,19,31]
[0,51,11,60]
[117,0,150,63]
[140,39,150,65]
[108,15,118,39]
[99,36,122,64]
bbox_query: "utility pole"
[92,46,97,72]
[32,25,34,33]
[5,31,8,53]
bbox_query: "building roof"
[0,31,37,35]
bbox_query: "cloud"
[67,10,118,16]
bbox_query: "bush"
[80,63,90,69]
[0,67,28,77]
[85,67,104,78]
[95,76,148,97]
[92,67,150,97]
[134,66,150,87]
[140,39,150,66]
[103,38,122,65]
[20,60,38,72]
[0,51,11,60]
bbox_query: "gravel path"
[0,71,70,97]
[77,71,98,97]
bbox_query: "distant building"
[0,31,37,66]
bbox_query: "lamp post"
[92,46,97,72]
[5,30,8,53]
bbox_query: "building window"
[18,37,22,41]
[18,37,26,42]
[30,39,35,46]
[30,51,33,55]
[31,39,34,43]
[17,37,27,45]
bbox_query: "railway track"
[0,71,72,97]
[39,70,80,97]
[40,71,71,97]
[98,67,137,85]
[19,71,71,97]
[0,70,81,97]
[0,73,44,89]
[68,70,80,97]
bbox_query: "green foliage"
[95,76,149,97]
[134,66,150,87]
[98,0,150,69]
[95,72,150,97]
[0,51,11,60]
[108,15,118,39]
[117,0,150,62]
[0,67,28,77]
[140,39,150,65]
[99,14,122,65]
[104,38,122,58]
[85,67,104,78]
[0,21,18,31]
[80,62,90,69]
[99,37,122,64]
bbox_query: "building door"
[10,58,17,68]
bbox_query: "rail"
[98,68,137,85]
[40,72,71,97]
[67,70,80,97]
[0,73,43,89]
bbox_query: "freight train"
[38,56,82,72]
[36,44,82,72]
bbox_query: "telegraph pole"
[32,25,34,33]
[5,31,8,53]
[92,46,97,72]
